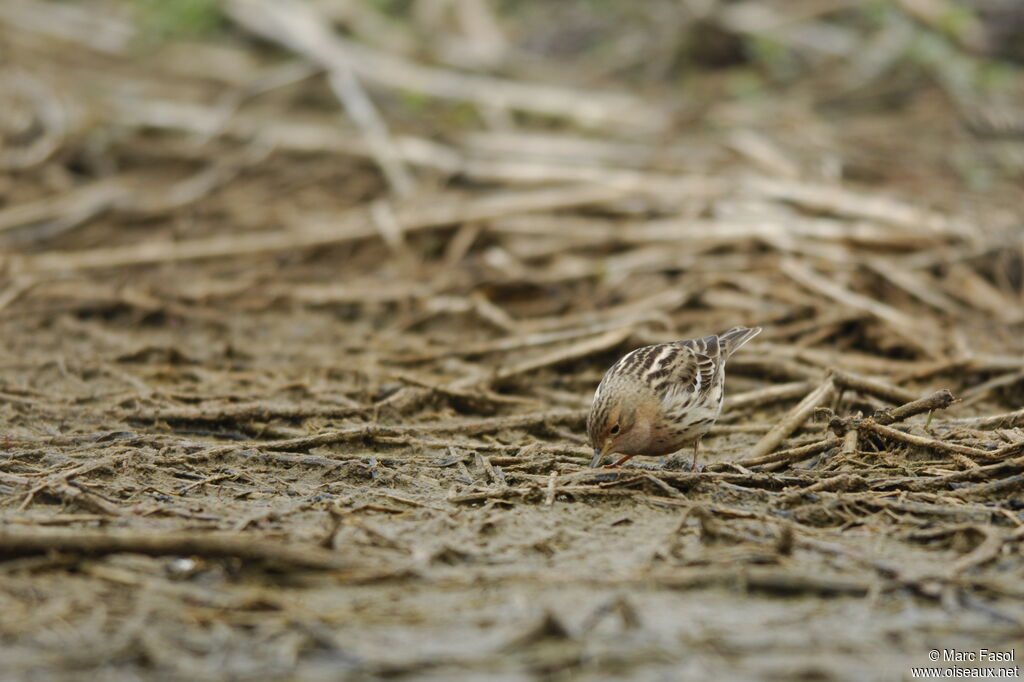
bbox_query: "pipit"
[588,326,761,470]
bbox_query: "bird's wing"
[641,342,715,409]
[674,334,722,399]
[595,339,722,409]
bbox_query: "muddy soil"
[2,2,1024,681]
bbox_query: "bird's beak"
[591,442,610,468]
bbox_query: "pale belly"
[641,398,723,456]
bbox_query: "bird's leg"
[690,439,702,472]
[606,454,635,468]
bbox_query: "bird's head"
[587,381,657,467]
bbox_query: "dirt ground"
[2,2,1024,681]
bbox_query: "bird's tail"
[719,326,762,358]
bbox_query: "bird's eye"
[610,424,620,435]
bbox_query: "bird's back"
[658,326,761,432]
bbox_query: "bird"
[588,326,761,470]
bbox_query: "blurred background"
[3,0,1023,349]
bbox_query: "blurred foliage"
[742,34,799,83]
[367,0,414,16]
[123,0,1021,114]
[132,0,224,42]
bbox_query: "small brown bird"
[588,326,761,470]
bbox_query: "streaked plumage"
[588,326,761,469]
